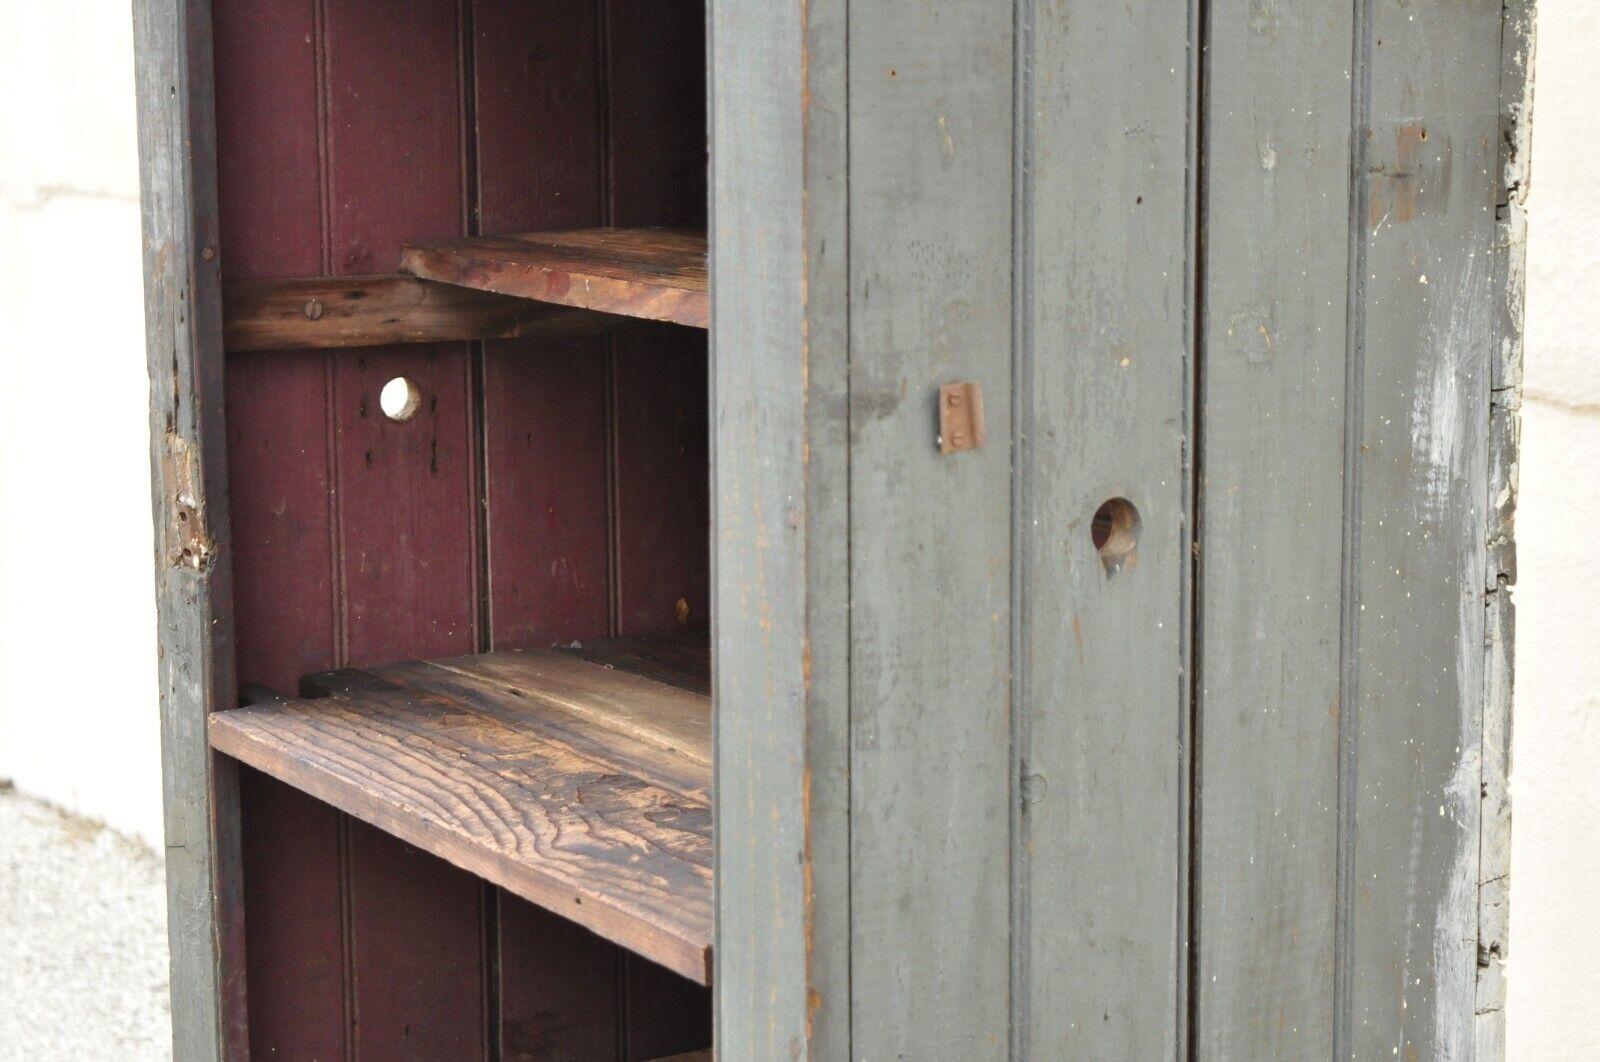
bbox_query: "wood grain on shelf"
[399,228,709,328]
[223,274,609,351]
[209,638,713,985]
[568,632,711,696]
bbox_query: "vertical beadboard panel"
[208,0,345,1055]
[1192,0,1354,1054]
[1018,1,1192,1056]
[847,4,1014,1057]
[1343,0,1504,1056]
[710,0,852,1054]
[319,2,489,1055]
[608,1,712,641]
[474,0,612,651]
[132,0,248,1051]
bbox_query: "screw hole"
[1091,497,1141,575]
[379,377,422,422]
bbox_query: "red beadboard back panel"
[347,821,489,1060]
[321,0,479,668]
[605,2,709,233]
[237,767,347,1059]
[475,0,612,650]
[624,956,715,1061]
[214,0,710,1053]
[212,0,347,1055]
[472,1,629,1051]
[606,6,713,1046]
[498,894,624,1058]
[612,334,710,636]
[607,2,711,639]
[213,0,334,701]
[318,0,489,1054]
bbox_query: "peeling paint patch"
[163,433,214,571]
[1369,122,1454,230]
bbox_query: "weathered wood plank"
[402,229,709,327]
[1343,0,1505,1055]
[568,631,711,696]
[428,648,712,770]
[710,0,852,1055]
[210,645,713,984]
[847,4,1013,1057]
[1478,4,1532,1051]
[1192,2,1355,1054]
[1017,2,1192,1056]
[223,274,605,352]
[131,0,248,1057]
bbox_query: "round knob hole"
[1091,497,1140,574]
[379,376,422,422]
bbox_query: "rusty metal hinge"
[937,381,986,455]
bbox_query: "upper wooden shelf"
[400,227,709,329]
[210,634,712,985]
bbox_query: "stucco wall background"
[0,1,1592,1056]
[0,1,162,850]
[1504,0,1600,1055]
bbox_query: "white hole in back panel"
[380,376,422,422]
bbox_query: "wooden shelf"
[210,635,712,985]
[400,227,709,328]
[223,274,615,352]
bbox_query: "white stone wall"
[0,2,162,849]
[1506,2,1600,1057]
[0,1,1590,1054]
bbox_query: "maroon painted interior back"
[211,1,711,1055]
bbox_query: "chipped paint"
[162,432,214,571]
[1369,122,1454,230]
[1411,232,1492,523]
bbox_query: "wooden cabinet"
[135,0,1529,1058]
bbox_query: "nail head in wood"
[938,381,986,455]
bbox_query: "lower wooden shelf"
[210,635,712,985]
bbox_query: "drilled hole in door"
[379,376,422,422]
[1091,497,1140,575]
